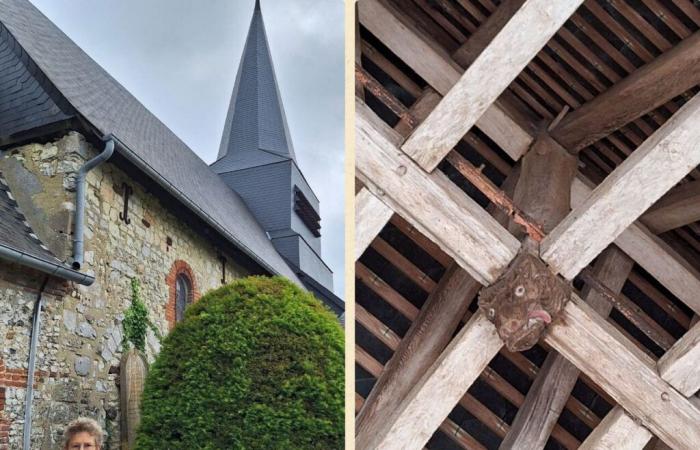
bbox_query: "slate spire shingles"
[212,1,296,173]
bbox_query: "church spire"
[213,0,296,173]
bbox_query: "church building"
[0,0,342,448]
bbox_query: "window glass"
[175,273,192,322]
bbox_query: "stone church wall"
[0,132,250,449]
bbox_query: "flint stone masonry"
[76,322,96,339]
[0,132,251,449]
[74,357,91,377]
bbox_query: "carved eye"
[514,285,525,297]
[488,308,495,318]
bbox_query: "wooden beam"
[641,180,700,234]
[507,134,577,238]
[658,322,700,397]
[357,155,520,449]
[356,263,419,321]
[578,407,653,450]
[571,177,700,316]
[361,40,422,99]
[362,311,503,450]
[355,1,364,101]
[394,88,442,137]
[551,31,700,153]
[544,295,700,450]
[542,94,700,280]
[355,349,487,450]
[358,0,459,96]
[500,247,633,450]
[401,0,583,172]
[356,99,520,285]
[364,207,592,450]
[651,438,674,450]
[358,0,533,162]
[452,0,526,68]
[390,215,453,268]
[369,237,437,292]
[579,318,700,450]
[355,264,480,449]
[357,279,581,449]
[355,188,393,260]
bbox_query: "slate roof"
[211,0,296,174]
[0,0,301,284]
[0,173,58,263]
[0,22,75,139]
[0,172,92,284]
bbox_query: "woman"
[63,417,104,450]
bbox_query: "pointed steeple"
[213,0,295,173]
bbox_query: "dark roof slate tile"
[0,171,62,264]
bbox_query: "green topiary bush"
[134,276,344,450]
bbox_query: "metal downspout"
[72,138,114,269]
[22,276,49,450]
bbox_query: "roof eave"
[0,243,94,285]
[108,135,303,286]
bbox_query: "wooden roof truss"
[354,1,700,449]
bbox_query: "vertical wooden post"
[508,134,577,238]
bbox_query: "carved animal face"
[478,253,569,352]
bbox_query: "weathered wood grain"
[356,99,520,285]
[657,322,700,397]
[507,134,577,239]
[401,0,583,171]
[355,347,487,450]
[578,407,653,450]
[500,247,633,450]
[357,161,521,449]
[452,0,527,68]
[355,188,393,260]
[355,1,364,101]
[552,31,700,152]
[358,0,532,162]
[355,264,481,449]
[544,295,700,450]
[641,180,700,234]
[571,177,700,316]
[362,311,502,450]
[542,94,700,280]
[394,88,442,137]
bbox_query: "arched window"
[175,273,192,323]
[166,260,199,330]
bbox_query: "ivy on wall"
[123,278,160,352]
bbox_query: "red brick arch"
[165,260,200,330]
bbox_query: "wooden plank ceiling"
[355,0,700,449]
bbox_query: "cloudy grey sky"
[31,0,346,296]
